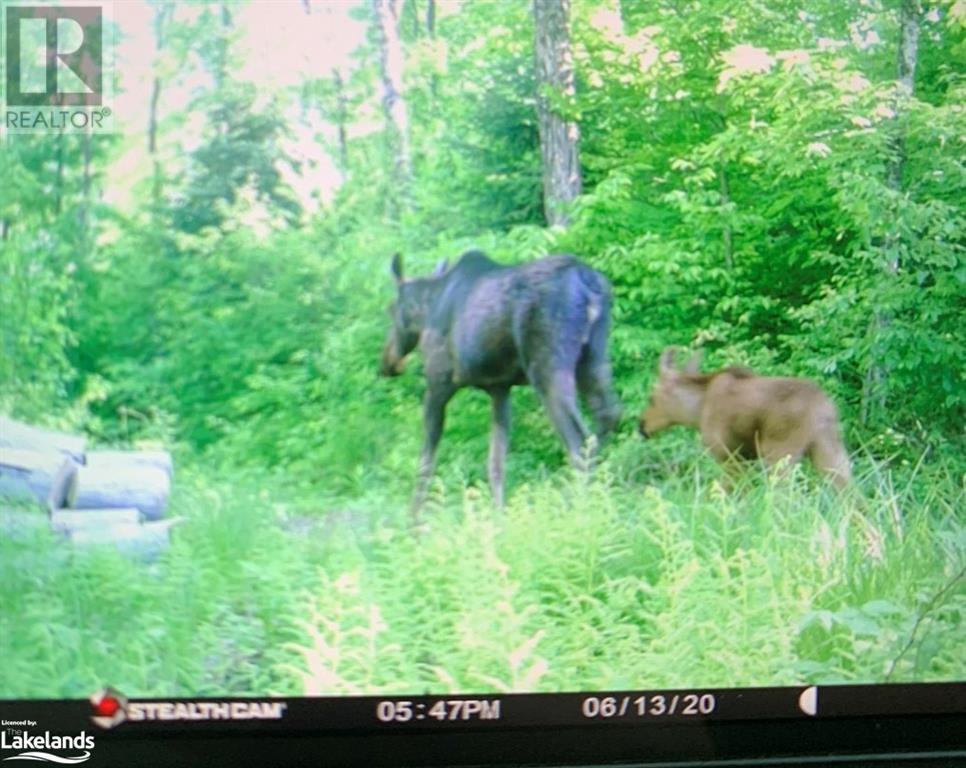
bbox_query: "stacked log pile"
[0,417,179,558]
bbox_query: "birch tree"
[533,0,581,227]
[373,0,413,205]
[861,0,923,423]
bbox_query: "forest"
[0,0,963,698]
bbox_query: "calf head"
[639,347,704,437]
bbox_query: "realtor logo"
[2,1,114,133]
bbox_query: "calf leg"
[706,441,743,492]
[411,384,455,524]
[488,387,511,508]
[758,439,806,484]
[809,435,852,489]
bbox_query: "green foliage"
[0,132,112,421]
[3,452,961,698]
[167,81,302,234]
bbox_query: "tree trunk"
[533,0,582,227]
[887,0,922,210]
[861,0,922,424]
[80,131,92,239]
[54,133,64,216]
[148,2,171,204]
[148,77,161,157]
[373,0,413,206]
[332,67,351,179]
[720,161,734,270]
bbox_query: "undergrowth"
[1,438,961,699]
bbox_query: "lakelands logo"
[90,688,288,730]
[1,1,115,134]
[1,720,94,764]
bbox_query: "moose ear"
[390,253,404,283]
[659,347,678,375]
[684,349,703,374]
[431,259,449,278]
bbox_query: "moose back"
[380,250,621,520]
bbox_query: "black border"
[3,693,964,768]
[67,715,966,767]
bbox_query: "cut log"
[68,517,182,560]
[0,449,78,510]
[50,507,142,533]
[0,417,86,463]
[85,450,174,478]
[67,464,171,521]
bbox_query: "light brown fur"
[639,348,851,488]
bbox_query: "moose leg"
[536,368,592,468]
[577,362,621,439]
[488,387,511,508]
[577,318,622,438]
[411,384,455,524]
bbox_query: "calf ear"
[684,349,703,374]
[431,259,449,277]
[390,253,404,283]
[659,347,678,375]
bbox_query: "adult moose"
[380,250,621,521]
[639,347,851,488]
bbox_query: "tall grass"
[1,439,962,699]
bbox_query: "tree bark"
[861,0,922,425]
[332,67,350,178]
[887,0,921,207]
[720,161,734,270]
[54,134,64,216]
[533,0,582,227]
[80,131,92,238]
[373,0,413,205]
[147,2,171,203]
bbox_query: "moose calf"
[639,348,851,488]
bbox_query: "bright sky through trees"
[109,1,370,211]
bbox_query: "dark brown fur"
[639,348,851,487]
